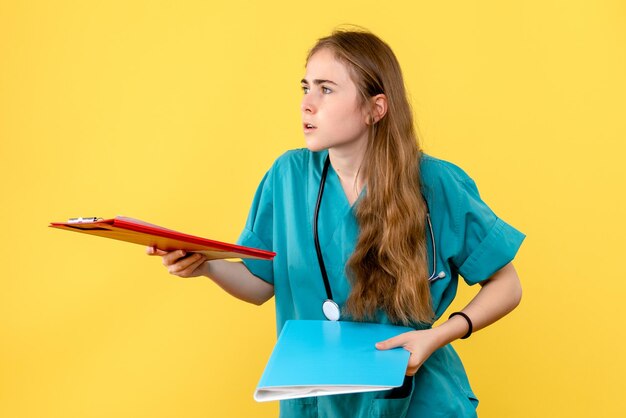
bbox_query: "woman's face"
[301,48,370,153]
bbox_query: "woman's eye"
[322,86,332,94]
[302,86,310,94]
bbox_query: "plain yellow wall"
[2,1,625,417]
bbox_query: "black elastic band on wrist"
[449,311,473,339]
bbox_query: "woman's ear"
[368,94,388,124]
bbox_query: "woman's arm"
[202,258,275,305]
[376,262,522,375]
[147,247,274,306]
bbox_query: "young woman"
[148,30,525,418]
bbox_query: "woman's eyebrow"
[300,78,339,86]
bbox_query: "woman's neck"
[328,140,368,203]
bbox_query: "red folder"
[49,216,275,260]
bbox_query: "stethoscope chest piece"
[322,299,341,321]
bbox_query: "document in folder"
[254,320,413,402]
[49,216,275,260]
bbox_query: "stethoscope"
[314,155,446,321]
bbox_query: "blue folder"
[254,320,413,402]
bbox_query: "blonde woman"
[149,30,525,418]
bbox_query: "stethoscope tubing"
[313,154,444,321]
[313,156,334,302]
[426,213,446,283]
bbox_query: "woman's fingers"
[162,250,188,266]
[146,246,206,278]
[174,255,207,278]
[376,330,433,376]
[168,253,205,276]
[146,246,168,256]
[406,352,423,376]
[375,332,412,350]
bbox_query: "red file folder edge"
[49,217,275,261]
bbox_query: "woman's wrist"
[200,259,213,278]
[432,314,473,347]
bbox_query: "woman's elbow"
[507,263,523,309]
[249,294,274,306]
[512,276,522,308]
[485,262,523,309]
[248,284,275,306]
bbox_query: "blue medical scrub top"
[237,149,525,418]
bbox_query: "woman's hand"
[146,246,274,305]
[146,246,208,278]
[376,262,523,376]
[375,329,441,376]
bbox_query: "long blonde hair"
[308,30,433,325]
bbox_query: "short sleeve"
[435,162,526,285]
[236,168,275,284]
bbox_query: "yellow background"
[1,1,624,417]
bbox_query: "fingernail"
[180,250,186,257]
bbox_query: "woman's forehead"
[304,48,353,85]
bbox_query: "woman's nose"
[301,95,316,114]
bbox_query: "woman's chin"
[303,137,328,152]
